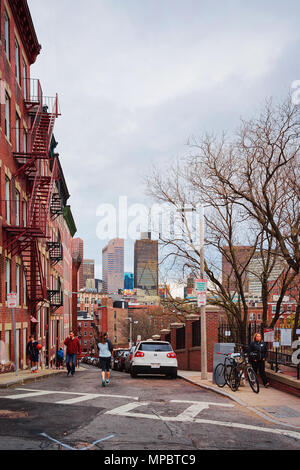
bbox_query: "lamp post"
[177,204,208,380]
[199,205,207,380]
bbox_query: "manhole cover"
[0,410,28,419]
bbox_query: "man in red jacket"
[64,331,81,376]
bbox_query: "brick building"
[0,0,77,372]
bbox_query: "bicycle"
[214,352,240,388]
[228,352,260,393]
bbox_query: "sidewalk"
[0,366,86,388]
[178,370,300,429]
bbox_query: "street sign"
[7,293,17,308]
[195,279,208,293]
[197,292,206,306]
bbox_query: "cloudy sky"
[28,0,300,280]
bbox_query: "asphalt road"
[0,363,299,451]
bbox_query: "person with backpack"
[248,332,270,388]
[97,332,113,387]
[56,348,64,369]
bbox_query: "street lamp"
[177,204,208,380]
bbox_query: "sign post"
[7,293,18,376]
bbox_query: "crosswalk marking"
[2,388,139,404]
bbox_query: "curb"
[0,370,66,389]
[178,374,300,430]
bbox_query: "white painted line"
[171,400,234,407]
[105,402,300,440]
[2,388,138,403]
[56,394,104,405]
[3,390,56,400]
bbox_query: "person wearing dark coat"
[248,333,270,387]
[26,336,40,373]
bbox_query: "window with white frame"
[5,177,10,223]
[15,114,20,152]
[23,269,27,305]
[5,93,11,140]
[16,264,20,305]
[15,38,20,83]
[23,60,27,99]
[16,189,20,226]
[5,258,11,300]
[4,10,10,60]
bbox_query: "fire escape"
[4,79,62,317]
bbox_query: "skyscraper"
[72,238,84,290]
[102,238,124,294]
[83,259,95,287]
[134,232,158,296]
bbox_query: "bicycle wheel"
[214,363,226,387]
[229,366,240,392]
[246,366,260,394]
[224,360,233,385]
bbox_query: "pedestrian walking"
[97,332,113,387]
[26,336,41,373]
[56,348,64,369]
[248,332,270,388]
[64,331,81,376]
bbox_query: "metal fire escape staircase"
[4,80,60,315]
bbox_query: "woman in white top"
[98,332,113,387]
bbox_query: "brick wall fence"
[160,306,221,372]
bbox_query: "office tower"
[83,259,95,287]
[124,273,134,290]
[134,232,158,296]
[72,238,84,290]
[102,238,124,294]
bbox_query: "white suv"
[131,340,178,379]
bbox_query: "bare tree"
[146,95,300,341]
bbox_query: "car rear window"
[138,342,172,352]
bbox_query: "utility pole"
[200,205,208,380]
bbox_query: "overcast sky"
[28,0,300,280]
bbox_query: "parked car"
[124,346,136,373]
[118,350,130,371]
[130,340,177,379]
[112,348,130,371]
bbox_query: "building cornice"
[8,0,41,64]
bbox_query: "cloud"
[28,0,300,274]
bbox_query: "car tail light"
[134,351,144,358]
[167,352,176,358]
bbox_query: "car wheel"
[168,370,177,379]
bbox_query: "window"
[4,10,10,60]
[139,342,172,352]
[23,269,27,305]
[16,264,20,305]
[15,38,20,83]
[15,114,20,152]
[5,258,11,300]
[23,129,27,152]
[23,199,27,227]
[16,190,20,226]
[5,93,11,140]
[5,178,10,224]
[23,60,27,99]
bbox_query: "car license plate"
[151,363,160,368]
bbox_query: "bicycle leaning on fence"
[228,352,260,393]
[214,352,239,388]
[214,351,260,394]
